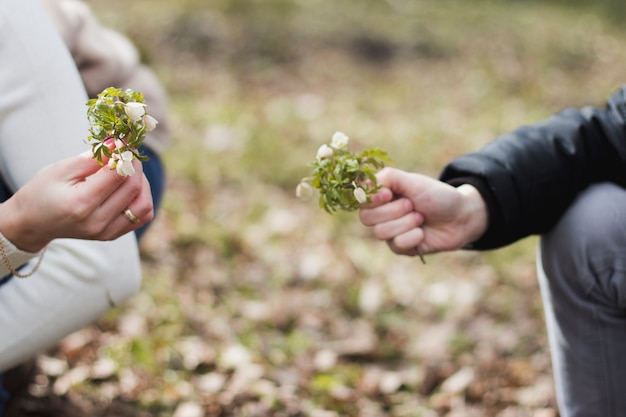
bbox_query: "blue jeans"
[538,182,626,417]
[0,374,7,417]
[135,146,165,240]
[0,146,164,416]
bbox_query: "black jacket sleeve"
[439,85,626,250]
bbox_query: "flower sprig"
[297,132,392,213]
[86,87,158,176]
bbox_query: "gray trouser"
[538,182,626,417]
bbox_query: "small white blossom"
[316,144,333,159]
[296,182,314,201]
[143,114,158,132]
[124,102,147,122]
[114,139,125,150]
[353,187,367,204]
[116,151,136,177]
[331,131,349,149]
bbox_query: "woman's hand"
[359,167,488,257]
[0,151,153,252]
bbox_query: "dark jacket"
[439,85,626,250]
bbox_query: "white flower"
[124,102,147,122]
[116,151,136,177]
[331,131,349,149]
[316,144,333,159]
[353,187,367,204]
[143,114,158,132]
[114,139,125,150]
[296,182,314,201]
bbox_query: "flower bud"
[124,102,147,122]
[353,187,367,204]
[331,131,349,149]
[316,144,333,159]
[296,182,314,201]
[143,114,158,132]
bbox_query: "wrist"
[456,183,489,246]
[0,201,50,253]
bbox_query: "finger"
[120,175,154,224]
[70,151,115,180]
[360,187,393,209]
[70,158,130,209]
[81,160,146,230]
[40,152,106,183]
[376,167,424,199]
[372,211,423,241]
[107,205,153,238]
[88,156,143,200]
[387,227,425,256]
[96,179,154,240]
[100,213,144,240]
[96,166,147,220]
[360,197,414,226]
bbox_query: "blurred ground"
[18,1,626,416]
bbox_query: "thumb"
[66,151,114,181]
[37,151,106,184]
[62,152,128,201]
[376,167,422,198]
[362,167,414,208]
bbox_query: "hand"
[359,167,488,257]
[0,151,154,252]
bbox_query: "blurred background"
[41,0,626,416]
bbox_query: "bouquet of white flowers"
[86,87,158,177]
[297,132,392,213]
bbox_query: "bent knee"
[53,235,143,306]
[543,183,626,255]
[541,183,626,308]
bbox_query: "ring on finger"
[123,208,140,224]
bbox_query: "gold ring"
[123,208,139,224]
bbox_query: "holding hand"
[358,167,488,257]
[0,151,153,253]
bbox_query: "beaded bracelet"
[0,233,46,278]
